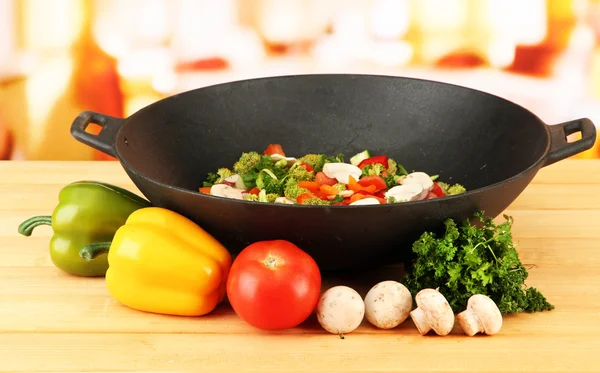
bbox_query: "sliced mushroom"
[349,197,380,206]
[271,153,297,167]
[400,172,434,191]
[385,184,426,202]
[456,294,503,336]
[274,196,296,204]
[364,281,412,329]
[224,174,246,189]
[338,190,354,198]
[210,184,245,200]
[322,163,362,184]
[409,288,455,336]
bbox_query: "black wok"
[70,74,596,270]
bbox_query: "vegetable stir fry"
[200,144,466,206]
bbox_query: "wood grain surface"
[1,160,599,373]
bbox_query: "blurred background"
[1,0,599,161]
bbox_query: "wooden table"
[2,160,600,373]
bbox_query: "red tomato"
[249,187,261,195]
[263,144,285,156]
[358,155,389,169]
[226,240,322,330]
[358,176,387,192]
[431,182,446,196]
[425,192,438,200]
[315,172,337,186]
[299,162,314,172]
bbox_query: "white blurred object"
[170,0,236,61]
[367,40,413,67]
[368,0,410,40]
[487,0,547,46]
[256,0,333,45]
[222,27,266,69]
[311,0,371,66]
[94,0,173,59]
[0,0,15,71]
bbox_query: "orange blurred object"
[70,0,123,161]
[507,0,578,76]
[0,123,13,160]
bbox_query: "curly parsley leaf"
[403,211,554,315]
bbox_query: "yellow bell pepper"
[80,207,232,316]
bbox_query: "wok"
[70,74,596,271]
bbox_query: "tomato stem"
[263,256,278,269]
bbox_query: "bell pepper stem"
[18,216,52,236]
[80,242,111,261]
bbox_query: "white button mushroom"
[364,281,412,329]
[322,163,363,184]
[349,198,380,206]
[409,288,455,336]
[270,153,297,167]
[385,184,427,202]
[401,172,434,191]
[210,184,245,200]
[317,286,365,337]
[456,294,503,336]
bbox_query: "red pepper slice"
[431,182,445,197]
[358,155,389,169]
[299,162,314,172]
[348,176,377,194]
[358,176,387,193]
[297,193,316,204]
[263,144,286,157]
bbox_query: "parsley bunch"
[403,211,554,315]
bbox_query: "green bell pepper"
[18,180,151,277]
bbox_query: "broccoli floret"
[288,165,315,182]
[256,169,285,195]
[255,189,280,203]
[299,197,331,206]
[387,196,403,204]
[203,172,219,187]
[332,183,346,192]
[436,181,466,195]
[217,168,233,181]
[274,159,288,168]
[284,178,310,200]
[233,151,262,174]
[387,159,397,175]
[298,154,327,172]
[383,174,397,189]
[447,183,466,195]
[203,168,234,187]
[243,194,259,202]
[265,193,279,203]
[395,161,409,176]
[324,152,345,164]
[237,154,287,189]
[361,163,386,177]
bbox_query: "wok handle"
[70,110,124,158]
[543,118,597,167]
